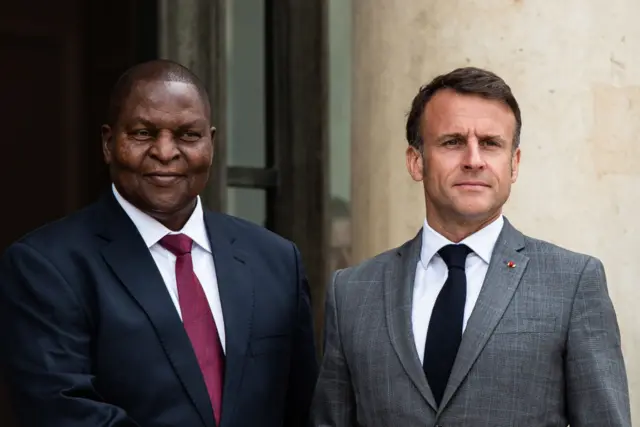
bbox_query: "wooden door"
[0,1,155,425]
[0,1,84,252]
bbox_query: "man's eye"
[131,129,152,140]
[482,140,500,146]
[443,139,459,146]
[181,132,201,141]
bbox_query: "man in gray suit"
[311,67,631,426]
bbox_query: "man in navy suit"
[0,59,318,427]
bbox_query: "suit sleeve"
[565,256,631,427]
[0,242,139,427]
[283,244,319,427]
[310,270,357,427]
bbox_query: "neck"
[426,209,501,243]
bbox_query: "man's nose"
[462,139,485,170]
[150,130,180,162]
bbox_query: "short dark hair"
[405,66,522,150]
[106,59,211,127]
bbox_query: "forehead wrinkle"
[132,103,203,118]
[429,112,511,135]
[122,92,209,129]
[125,112,208,130]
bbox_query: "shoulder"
[0,202,106,293]
[334,246,399,284]
[208,211,295,250]
[205,211,299,270]
[521,233,599,272]
[330,237,418,302]
[206,212,305,300]
[3,201,102,259]
[326,240,412,315]
[517,231,608,296]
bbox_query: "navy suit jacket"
[0,193,318,427]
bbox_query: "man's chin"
[453,204,499,223]
[141,194,195,215]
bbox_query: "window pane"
[226,187,266,227]
[225,0,266,168]
[327,0,352,272]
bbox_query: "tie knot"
[160,234,193,256]
[438,244,471,270]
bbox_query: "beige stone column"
[351,0,640,419]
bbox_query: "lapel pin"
[507,261,516,268]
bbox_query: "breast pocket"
[249,334,291,357]
[494,316,557,334]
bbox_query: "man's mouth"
[454,181,490,190]
[143,173,186,186]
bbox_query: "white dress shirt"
[112,184,226,352]
[412,216,504,364]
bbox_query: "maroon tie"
[160,234,224,425]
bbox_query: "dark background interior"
[0,1,157,424]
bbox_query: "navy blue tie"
[423,244,471,406]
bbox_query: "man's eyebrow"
[436,132,466,142]
[176,120,206,130]
[125,118,206,129]
[477,134,507,143]
[128,118,156,128]
[436,133,507,143]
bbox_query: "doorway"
[0,1,327,424]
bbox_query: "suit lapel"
[204,211,254,427]
[438,219,529,412]
[97,194,215,427]
[384,232,438,412]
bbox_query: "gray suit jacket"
[311,219,630,427]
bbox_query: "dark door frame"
[265,0,328,348]
[223,0,329,347]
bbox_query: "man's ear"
[406,145,424,182]
[208,126,217,165]
[510,146,521,183]
[101,124,113,164]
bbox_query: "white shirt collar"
[420,215,504,268]
[112,184,211,253]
